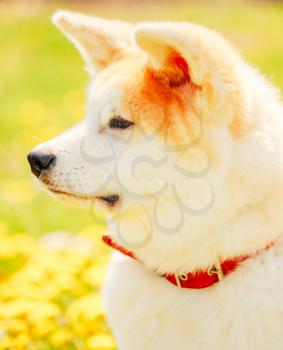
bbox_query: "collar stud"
[208,261,224,281]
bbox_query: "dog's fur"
[30,10,283,349]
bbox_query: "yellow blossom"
[82,263,107,287]
[67,294,104,324]
[30,319,56,338]
[0,233,36,259]
[0,230,112,348]
[0,336,15,350]
[0,319,27,334]
[87,333,116,350]
[26,302,60,324]
[10,332,30,347]
[49,329,73,347]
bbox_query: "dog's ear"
[135,23,208,87]
[52,10,133,74]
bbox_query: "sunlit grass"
[0,1,282,349]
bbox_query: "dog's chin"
[46,186,120,209]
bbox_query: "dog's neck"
[108,184,283,275]
[103,234,275,288]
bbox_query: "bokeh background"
[0,0,282,349]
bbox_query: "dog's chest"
[102,245,283,350]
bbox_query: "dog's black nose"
[27,152,56,177]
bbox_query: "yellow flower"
[82,263,107,287]
[10,333,30,347]
[11,234,37,256]
[0,319,27,335]
[0,283,46,301]
[0,233,36,258]
[0,230,111,348]
[0,336,15,350]
[0,300,32,319]
[30,319,56,338]
[71,323,90,337]
[87,333,116,350]
[66,294,104,324]
[12,265,48,285]
[49,329,73,347]
[26,302,60,324]
[33,250,89,275]
[0,300,59,324]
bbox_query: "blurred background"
[0,0,282,349]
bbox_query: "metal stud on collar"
[207,261,224,282]
[174,273,189,287]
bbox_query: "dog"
[28,10,283,350]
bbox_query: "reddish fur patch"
[158,51,190,88]
[122,65,198,144]
[120,53,218,164]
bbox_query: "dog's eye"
[109,116,134,130]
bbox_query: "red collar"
[102,235,273,289]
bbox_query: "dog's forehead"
[87,75,123,112]
[86,56,147,123]
[88,55,146,99]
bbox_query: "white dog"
[28,10,283,350]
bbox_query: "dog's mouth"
[47,187,120,207]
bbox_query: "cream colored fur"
[31,10,283,350]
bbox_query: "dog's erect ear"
[52,10,134,74]
[135,23,216,87]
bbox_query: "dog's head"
[28,11,273,272]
